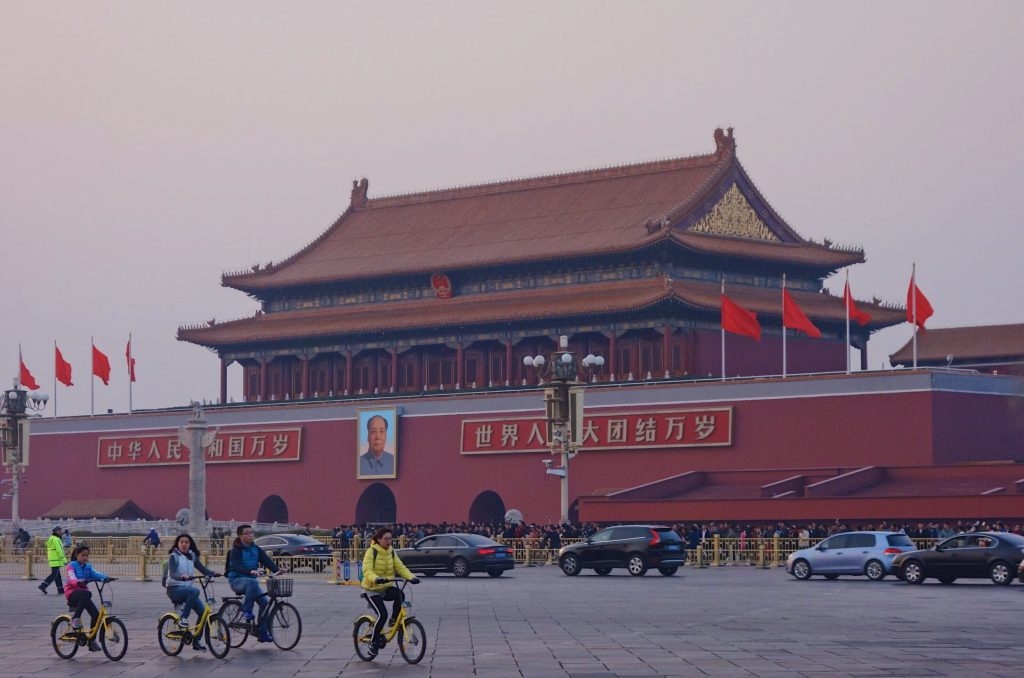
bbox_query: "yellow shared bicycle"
[50,578,128,661]
[157,574,231,658]
[353,579,426,664]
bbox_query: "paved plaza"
[1,563,1022,677]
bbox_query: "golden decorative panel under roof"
[688,184,779,241]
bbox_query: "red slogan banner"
[461,408,732,454]
[97,428,302,468]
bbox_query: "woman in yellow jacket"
[39,526,68,594]
[361,527,419,657]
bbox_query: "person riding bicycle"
[361,526,419,657]
[166,533,220,651]
[226,524,281,643]
[64,545,110,652]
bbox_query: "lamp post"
[523,337,603,524]
[1,380,49,527]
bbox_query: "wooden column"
[219,359,228,405]
[608,333,618,380]
[456,342,464,389]
[345,352,353,395]
[390,348,398,393]
[860,336,869,371]
[259,358,269,402]
[663,324,672,378]
[300,357,310,398]
[505,339,513,386]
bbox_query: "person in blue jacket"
[64,545,111,651]
[226,524,283,642]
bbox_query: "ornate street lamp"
[523,337,603,524]
[2,381,49,527]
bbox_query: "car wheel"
[823,574,839,580]
[560,554,580,576]
[487,569,503,577]
[451,557,470,578]
[594,567,612,576]
[902,560,925,584]
[658,566,678,576]
[627,553,648,576]
[864,560,886,581]
[990,561,1013,585]
[938,577,957,584]
[791,559,812,580]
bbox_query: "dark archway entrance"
[257,495,289,524]
[468,490,505,525]
[355,483,397,524]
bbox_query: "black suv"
[558,525,686,576]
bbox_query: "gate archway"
[355,483,397,524]
[257,495,289,524]
[468,490,505,525]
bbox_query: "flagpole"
[90,336,95,416]
[53,340,58,418]
[911,263,918,369]
[128,333,133,415]
[720,279,726,382]
[781,274,787,378]
[845,271,851,375]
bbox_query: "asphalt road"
[2,563,1023,677]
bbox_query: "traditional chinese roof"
[890,323,1024,366]
[40,498,154,521]
[179,277,904,349]
[221,128,862,296]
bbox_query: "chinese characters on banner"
[97,428,302,467]
[461,408,732,454]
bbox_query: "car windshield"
[459,534,501,547]
[653,528,683,542]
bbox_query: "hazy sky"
[3,1,1022,416]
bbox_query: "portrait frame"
[356,407,398,479]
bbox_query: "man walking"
[39,526,68,594]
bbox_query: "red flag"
[19,353,40,391]
[126,338,136,382]
[906,274,934,331]
[721,295,761,341]
[783,289,822,338]
[93,344,111,385]
[843,281,872,325]
[55,346,74,386]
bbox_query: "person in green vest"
[39,526,68,594]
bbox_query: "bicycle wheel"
[269,602,302,651]
[157,613,185,656]
[398,618,427,664]
[50,615,80,659]
[218,600,249,647]
[352,616,376,661]
[101,617,129,661]
[205,614,231,658]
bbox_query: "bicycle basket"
[267,577,293,597]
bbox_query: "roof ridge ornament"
[713,127,736,156]
[350,177,369,208]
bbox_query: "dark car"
[396,533,514,578]
[892,532,1024,585]
[558,524,686,576]
[254,533,332,572]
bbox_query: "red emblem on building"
[431,273,453,299]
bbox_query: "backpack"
[160,558,169,587]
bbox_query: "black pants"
[41,566,64,592]
[67,589,99,628]
[369,586,404,640]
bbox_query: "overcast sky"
[3,1,1022,416]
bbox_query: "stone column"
[179,403,217,539]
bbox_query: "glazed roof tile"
[889,323,1024,365]
[222,130,860,293]
[179,277,904,349]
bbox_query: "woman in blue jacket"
[166,533,220,651]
